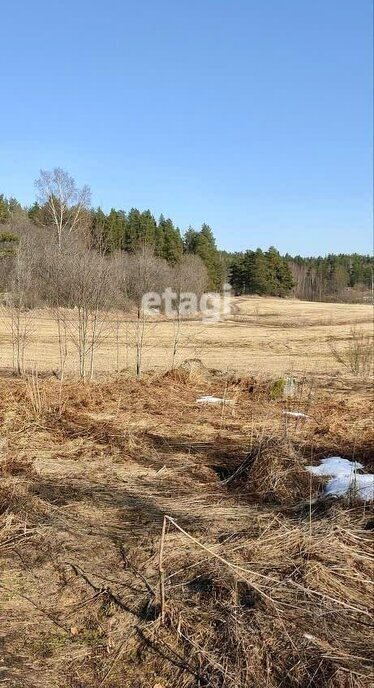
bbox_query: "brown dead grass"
[0,295,372,378]
[0,371,373,687]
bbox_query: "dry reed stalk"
[25,367,44,417]
[159,515,167,623]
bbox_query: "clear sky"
[0,0,372,255]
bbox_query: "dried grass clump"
[163,358,218,387]
[0,452,34,477]
[247,438,319,504]
[0,445,35,515]
[0,476,50,520]
[148,513,373,688]
[0,477,31,515]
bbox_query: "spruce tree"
[90,207,107,251]
[0,195,22,223]
[28,201,43,225]
[229,255,246,294]
[139,210,157,246]
[183,227,199,253]
[156,215,183,264]
[248,249,270,294]
[185,224,223,290]
[105,209,127,252]
[124,208,141,252]
[124,208,156,251]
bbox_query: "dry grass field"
[0,296,373,687]
[0,296,372,378]
[0,370,373,687]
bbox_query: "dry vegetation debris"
[0,370,373,687]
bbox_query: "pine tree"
[229,248,293,296]
[183,227,199,253]
[264,247,280,294]
[124,208,140,252]
[90,207,107,251]
[229,255,246,294]
[248,249,270,294]
[0,195,22,223]
[0,195,9,223]
[264,247,294,296]
[155,214,165,257]
[274,258,294,296]
[139,210,157,246]
[124,209,156,251]
[105,209,127,252]
[185,224,223,290]
[28,201,44,225]
[156,215,183,264]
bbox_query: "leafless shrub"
[61,247,117,380]
[121,247,174,376]
[329,327,373,377]
[172,254,208,300]
[169,255,209,368]
[35,240,73,378]
[35,239,118,379]
[0,234,37,375]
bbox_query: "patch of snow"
[306,456,373,503]
[196,396,223,404]
[324,474,374,502]
[306,457,363,477]
[283,411,308,419]
[196,396,233,405]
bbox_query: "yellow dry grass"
[0,372,373,687]
[0,296,372,378]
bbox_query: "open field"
[0,369,373,687]
[0,296,373,686]
[0,296,372,378]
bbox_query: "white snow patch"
[196,396,233,405]
[306,456,373,503]
[306,457,363,477]
[283,411,308,419]
[324,474,374,502]
[196,396,224,404]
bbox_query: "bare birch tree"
[35,168,91,248]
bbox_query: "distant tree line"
[223,249,373,302]
[0,170,372,303]
[285,253,373,302]
[225,248,294,297]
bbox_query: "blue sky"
[0,0,372,255]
